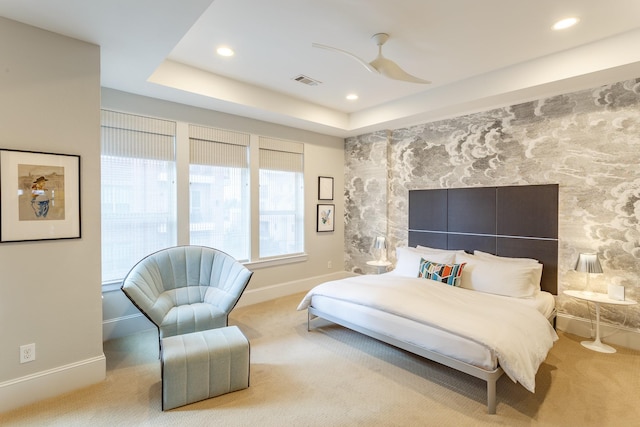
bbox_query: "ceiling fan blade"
[312,42,378,74]
[370,56,431,84]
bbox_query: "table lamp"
[371,236,388,265]
[574,252,602,295]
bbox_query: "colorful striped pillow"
[418,258,466,286]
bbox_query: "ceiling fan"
[312,33,430,84]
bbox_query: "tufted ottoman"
[160,326,250,410]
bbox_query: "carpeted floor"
[2,292,639,426]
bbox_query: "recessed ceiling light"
[346,94,358,101]
[552,17,579,30]
[216,46,234,57]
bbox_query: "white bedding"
[309,295,500,369]
[297,274,558,393]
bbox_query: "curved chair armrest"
[121,257,172,328]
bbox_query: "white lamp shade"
[373,236,387,249]
[372,236,387,263]
[575,253,603,274]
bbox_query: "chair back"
[122,246,252,329]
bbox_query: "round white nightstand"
[366,260,391,274]
[563,290,637,353]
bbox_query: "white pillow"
[455,252,542,298]
[393,247,457,277]
[473,250,539,264]
[416,245,465,256]
[473,250,543,292]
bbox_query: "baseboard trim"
[556,313,640,351]
[235,271,355,307]
[0,355,106,414]
[102,312,155,341]
[102,271,357,341]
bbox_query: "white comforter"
[297,274,558,393]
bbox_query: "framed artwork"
[317,204,335,232]
[0,149,81,242]
[318,176,334,200]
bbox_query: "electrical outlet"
[327,260,332,269]
[20,343,36,363]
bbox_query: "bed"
[298,184,559,414]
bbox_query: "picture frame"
[0,149,81,242]
[318,176,334,200]
[317,204,335,232]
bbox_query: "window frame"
[100,110,178,287]
[100,111,308,290]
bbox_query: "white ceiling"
[2,0,640,137]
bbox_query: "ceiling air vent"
[292,74,322,86]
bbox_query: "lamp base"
[581,340,616,354]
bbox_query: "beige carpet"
[2,292,640,426]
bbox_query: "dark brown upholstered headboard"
[408,184,558,295]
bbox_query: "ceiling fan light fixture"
[552,17,579,30]
[312,32,430,84]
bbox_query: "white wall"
[0,18,104,412]
[100,89,347,340]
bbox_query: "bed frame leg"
[487,378,497,414]
[307,310,315,331]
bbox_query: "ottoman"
[160,326,250,410]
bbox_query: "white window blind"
[101,110,177,283]
[258,137,304,258]
[189,125,250,260]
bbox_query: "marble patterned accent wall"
[345,78,640,330]
[345,130,390,274]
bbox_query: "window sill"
[102,281,123,293]
[244,253,308,270]
[101,253,309,291]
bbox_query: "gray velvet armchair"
[121,245,253,342]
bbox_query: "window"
[101,110,177,283]
[100,111,306,285]
[259,137,304,258]
[189,125,250,261]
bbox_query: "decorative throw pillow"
[418,258,466,286]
